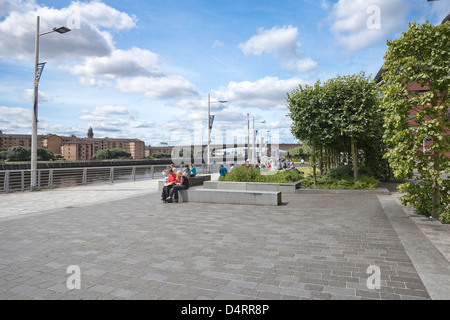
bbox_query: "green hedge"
[220,165,303,183]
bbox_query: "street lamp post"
[207,94,227,173]
[30,16,70,191]
[252,119,266,164]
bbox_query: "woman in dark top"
[167,171,189,203]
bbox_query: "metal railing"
[0,164,211,194]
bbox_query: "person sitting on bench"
[166,171,189,203]
[161,169,178,203]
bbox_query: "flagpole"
[207,93,211,173]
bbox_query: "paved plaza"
[0,175,449,300]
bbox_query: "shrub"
[300,174,379,190]
[221,165,303,183]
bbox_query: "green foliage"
[287,72,388,182]
[5,146,31,161]
[95,149,131,160]
[285,146,308,160]
[220,165,303,183]
[37,147,56,161]
[301,174,379,190]
[1,146,56,161]
[381,21,450,222]
[150,152,171,159]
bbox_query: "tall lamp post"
[207,94,227,173]
[252,119,266,164]
[31,16,71,191]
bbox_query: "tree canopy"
[381,21,449,222]
[94,149,131,160]
[287,72,387,184]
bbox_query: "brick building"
[0,127,146,160]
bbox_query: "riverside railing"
[0,164,209,194]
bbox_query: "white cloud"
[0,1,137,60]
[239,25,299,57]
[116,75,198,99]
[211,76,309,109]
[60,47,163,79]
[23,88,52,103]
[212,40,224,48]
[238,25,317,73]
[328,0,410,52]
[0,106,31,132]
[79,105,154,137]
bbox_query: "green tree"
[150,152,171,159]
[94,149,131,160]
[381,21,450,221]
[322,73,383,181]
[37,147,56,161]
[287,80,326,186]
[287,73,384,183]
[6,146,31,161]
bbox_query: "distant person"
[277,161,283,170]
[301,158,305,165]
[219,164,228,178]
[229,163,235,172]
[167,171,189,203]
[245,159,251,170]
[182,164,191,178]
[161,169,178,203]
[190,164,196,177]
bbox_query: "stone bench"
[178,188,282,206]
[203,180,301,194]
[158,174,211,190]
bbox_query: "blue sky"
[0,0,449,146]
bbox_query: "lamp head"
[53,26,71,34]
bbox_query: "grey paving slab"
[0,176,448,300]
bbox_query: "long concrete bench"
[203,180,301,194]
[158,174,211,190]
[178,188,282,206]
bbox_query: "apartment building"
[0,128,146,160]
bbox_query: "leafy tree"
[287,80,325,186]
[285,146,308,161]
[322,73,383,181]
[94,149,131,160]
[6,146,31,161]
[381,21,450,221]
[150,152,171,159]
[287,73,384,183]
[37,147,56,161]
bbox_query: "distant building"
[0,128,146,160]
[87,126,94,139]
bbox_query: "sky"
[0,0,449,147]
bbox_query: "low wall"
[203,180,302,194]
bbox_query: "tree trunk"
[312,141,317,187]
[319,146,323,177]
[351,137,358,182]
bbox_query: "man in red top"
[161,169,178,203]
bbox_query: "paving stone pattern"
[0,190,432,300]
